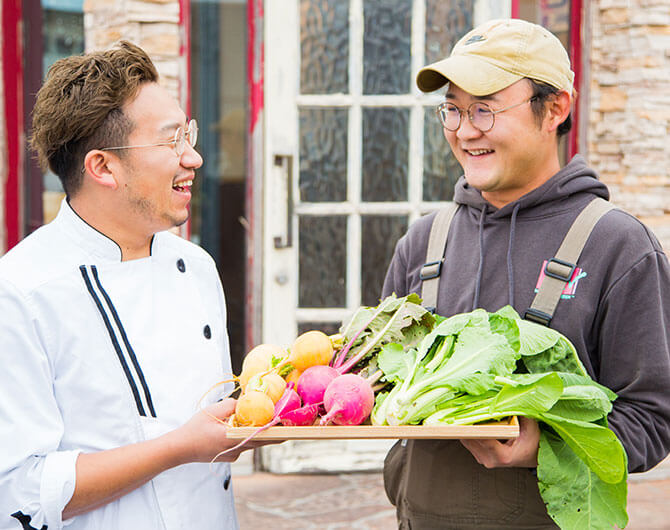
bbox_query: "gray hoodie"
[383,155,670,472]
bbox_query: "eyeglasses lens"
[470,103,494,132]
[438,103,495,132]
[174,128,185,156]
[187,120,198,149]
[173,120,198,156]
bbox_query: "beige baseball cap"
[416,18,574,96]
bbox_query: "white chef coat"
[0,200,238,530]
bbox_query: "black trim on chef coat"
[80,265,157,418]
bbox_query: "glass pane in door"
[299,107,348,202]
[298,322,342,336]
[299,216,347,307]
[362,107,409,202]
[425,0,474,64]
[300,0,349,94]
[363,0,412,94]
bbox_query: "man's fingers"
[207,398,237,419]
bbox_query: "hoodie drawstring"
[472,203,521,311]
[507,204,520,308]
[472,207,486,310]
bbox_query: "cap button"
[177,259,186,273]
[203,325,211,339]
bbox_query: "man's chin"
[162,210,190,232]
[174,213,190,228]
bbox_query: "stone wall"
[587,0,670,248]
[83,0,183,101]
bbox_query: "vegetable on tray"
[208,295,628,529]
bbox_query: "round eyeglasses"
[101,119,198,156]
[436,98,536,133]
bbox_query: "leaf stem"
[333,305,384,369]
[339,303,406,374]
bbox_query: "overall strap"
[524,197,616,326]
[420,202,460,312]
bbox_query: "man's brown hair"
[528,79,572,137]
[30,41,158,196]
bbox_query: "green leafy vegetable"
[538,430,628,529]
[363,297,628,529]
[334,293,434,378]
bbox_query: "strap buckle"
[420,260,443,281]
[523,308,553,326]
[544,258,576,282]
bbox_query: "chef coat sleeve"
[596,249,670,473]
[0,280,81,530]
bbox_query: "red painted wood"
[248,0,264,133]
[246,0,264,351]
[179,0,192,240]
[511,0,520,19]
[2,0,24,250]
[568,0,583,157]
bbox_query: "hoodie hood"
[451,155,610,310]
[453,154,609,218]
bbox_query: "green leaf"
[516,319,563,356]
[539,412,627,484]
[490,372,563,416]
[388,323,519,419]
[378,343,415,383]
[538,430,628,530]
[547,385,613,423]
[446,326,519,386]
[415,309,488,359]
[556,373,618,402]
[517,319,587,376]
[489,305,521,352]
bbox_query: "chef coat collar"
[56,198,159,262]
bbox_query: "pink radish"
[273,384,301,420]
[297,365,339,406]
[280,403,319,426]
[320,374,375,426]
[275,381,319,425]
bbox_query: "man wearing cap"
[382,18,670,528]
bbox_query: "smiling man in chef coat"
[0,41,260,530]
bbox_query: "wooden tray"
[226,416,518,440]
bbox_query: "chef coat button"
[223,474,231,490]
[203,325,211,339]
[176,259,186,272]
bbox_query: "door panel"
[261,0,484,473]
[264,0,483,347]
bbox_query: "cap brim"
[416,55,523,96]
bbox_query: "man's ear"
[83,150,119,189]
[545,90,572,133]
